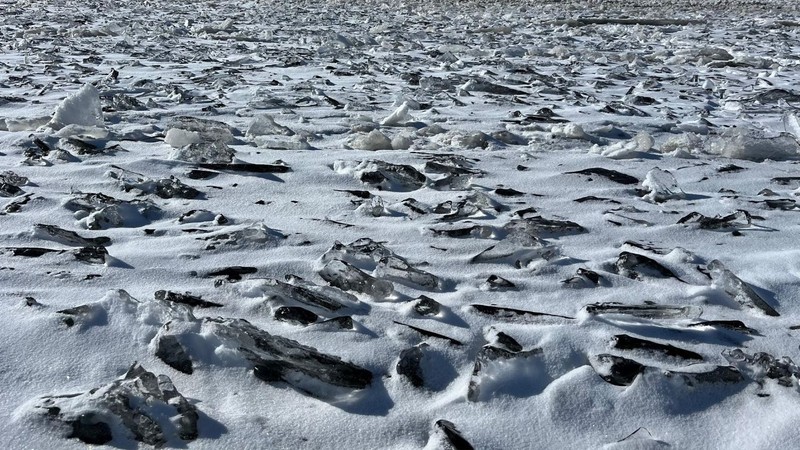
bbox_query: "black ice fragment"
[274,306,319,325]
[154,290,223,308]
[612,334,703,360]
[591,354,645,386]
[687,320,757,335]
[33,363,200,446]
[156,335,194,374]
[585,302,700,319]
[615,251,683,281]
[207,266,257,282]
[413,295,441,316]
[565,168,639,185]
[677,210,752,230]
[397,344,427,388]
[434,420,475,450]
[484,274,516,290]
[33,224,111,247]
[393,321,463,346]
[471,304,574,321]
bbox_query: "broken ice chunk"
[612,334,703,360]
[707,260,779,316]
[335,160,427,191]
[274,306,319,325]
[591,354,645,386]
[723,349,799,387]
[677,210,752,230]
[562,268,602,288]
[246,114,295,139]
[154,290,223,308]
[33,224,111,247]
[585,302,702,319]
[167,116,234,145]
[471,241,559,268]
[413,295,441,316]
[319,259,394,299]
[210,318,373,393]
[396,343,428,388]
[169,141,236,163]
[709,127,800,162]
[614,251,682,281]
[257,277,356,312]
[156,335,194,374]
[376,256,441,290]
[641,168,685,203]
[31,364,200,446]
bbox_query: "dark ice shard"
[207,266,258,282]
[562,268,602,288]
[434,419,475,450]
[503,216,586,241]
[63,192,160,230]
[687,320,757,335]
[677,210,752,230]
[377,255,441,290]
[66,413,113,445]
[321,238,395,268]
[414,295,441,316]
[612,334,703,360]
[198,223,286,250]
[471,241,558,268]
[316,316,354,330]
[196,161,292,174]
[615,251,682,281]
[8,247,62,257]
[209,318,373,392]
[708,260,779,317]
[667,366,744,386]
[33,364,200,446]
[156,335,194,374]
[260,277,354,312]
[585,302,701,319]
[359,161,426,191]
[274,306,319,325]
[73,246,108,264]
[492,331,523,353]
[471,304,574,321]
[397,344,428,388]
[591,354,645,386]
[154,290,223,308]
[565,168,639,185]
[483,274,516,291]
[319,259,393,298]
[33,224,111,247]
[393,321,463,346]
[4,193,33,214]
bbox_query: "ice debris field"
[2,0,800,448]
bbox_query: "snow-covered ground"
[2,0,800,448]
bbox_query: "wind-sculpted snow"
[3,0,800,448]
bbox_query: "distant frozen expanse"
[2,0,800,448]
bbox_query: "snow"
[1,0,800,449]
